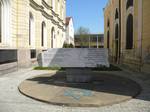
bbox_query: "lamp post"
[89,35,91,48]
[97,35,99,48]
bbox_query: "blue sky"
[66,0,108,34]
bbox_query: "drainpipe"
[118,0,121,64]
[140,0,143,72]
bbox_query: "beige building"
[0,0,66,73]
[65,17,74,45]
[104,0,150,73]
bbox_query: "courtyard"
[0,0,150,112]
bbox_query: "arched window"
[126,0,133,10]
[107,31,110,49]
[115,24,119,39]
[126,14,133,49]
[107,20,110,27]
[41,21,46,47]
[115,9,119,19]
[51,27,55,48]
[58,0,60,15]
[62,6,64,19]
[29,12,35,46]
[0,0,11,44]
[52,0,55,11]
[0,2,2,43]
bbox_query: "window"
[62,6,64,19]
[58,0,60,15]
[107,31,110,49]
[41,21,46,47]
[0,50,17,64]
[0,2,1,43]
[30,49,36,59]
[52,0,55,11]
[126,14,133,49]
[115,24,119,39]
[126,0,133,10]
[29,12,34,46]
[115,9,119,19]
[51,27,55,48]
[107,20,110,27]
[0,0,11,44]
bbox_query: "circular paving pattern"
[18,71,141,107]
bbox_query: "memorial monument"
[38,48,110,68]
[19,48,141,107]
[38,48,110,82]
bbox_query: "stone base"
[17,49,31,68]
[0,62,18,75]
[66,69,92,83]
[18,72,141,107]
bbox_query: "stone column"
[16,0,31,68]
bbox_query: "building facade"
[104,0,150,72]
[75,34,104,48]
[0,0,66,73]
[65,17,74,45]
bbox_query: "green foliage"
[34,66,65,71]
[63,43,74,48]
[75,26,90,47]
[34,65,121,71]
[92,64,122,71]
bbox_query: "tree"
[75,27,90,47]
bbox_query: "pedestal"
[66,69,92,83]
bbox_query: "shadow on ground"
[26,71,141,99]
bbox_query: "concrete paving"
[0,68,150,112]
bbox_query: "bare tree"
[75,27,90,47]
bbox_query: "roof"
[66,17,72,26]
[75,34,104,38]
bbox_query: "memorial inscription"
[39,48,109,68]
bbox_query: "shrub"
[63,43,74,48]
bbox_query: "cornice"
[30,0,44,11]
[62,22,65,25]
[52,19,59,25]
[42,0,52,10]
[42,11,53,20]
[58,24,62,29]
[58,17,63,22]
[51,10,59,17]
[30,0,65,31]
[30,0,64,22]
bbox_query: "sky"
[66,0,108,34]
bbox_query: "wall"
[0,0,66,73]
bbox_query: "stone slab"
[0,62,18,75]
[38,48,110,68]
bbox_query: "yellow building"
[104,0,150,73]
[0,0,66,72]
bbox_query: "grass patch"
[34,66,65,71]
[34,64,121,71]
[92,64,122,71]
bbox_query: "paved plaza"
[0,68,150,112]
